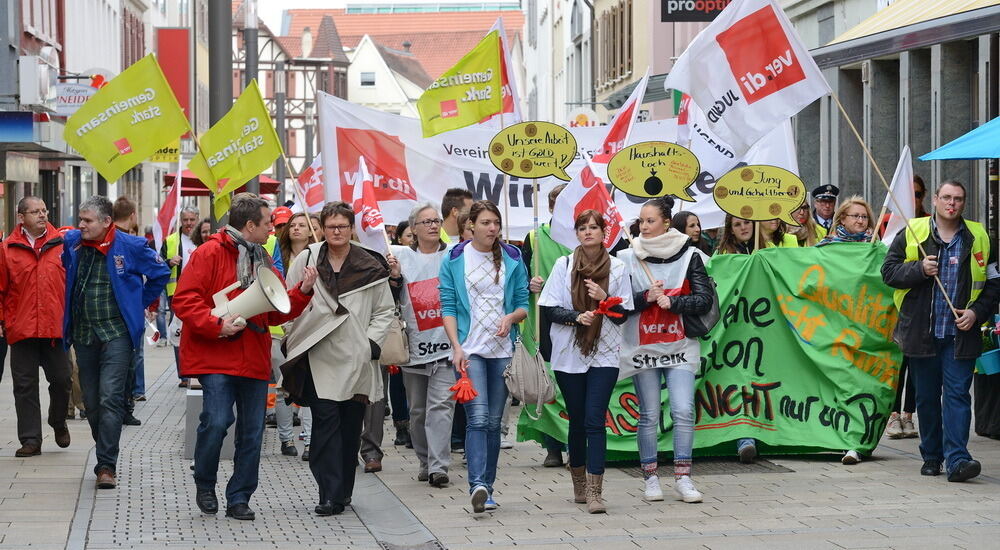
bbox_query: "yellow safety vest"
[765,233,800,248]
[165,232,181,296]
[893,217,989,311]
[263,235,285,338]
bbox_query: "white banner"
[317,91,798,238]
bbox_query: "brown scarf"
[571,246,611,357]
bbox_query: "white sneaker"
[885,414,904,439]
[842,450,861,465]
[500,439,514,449]
[643,475,664,501]
[673,475,703,503]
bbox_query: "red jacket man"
[0,197,72,457]
[172,194,316,520]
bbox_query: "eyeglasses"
[325,224,351,233]
[845,214,869,221]
[24,208,48,216]
[415,218,443,227]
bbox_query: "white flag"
[663,0,830,155]
[881,146,915,246]
[352,156,389,254]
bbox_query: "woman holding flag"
[538,210,631,513]
[439,200,529,514]
[619,197,713,504]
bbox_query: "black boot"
[393,421,411,447]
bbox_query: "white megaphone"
[211,265,291,326]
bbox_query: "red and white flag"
[550,70,648,250]
[292,156,325,214]
[153,156,183,253]
[880,146,915,245]
[663,0,830,155]
[550,157,625,251]
[479,16,522,127]
[352,156,389,254]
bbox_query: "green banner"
[518,244,901,458]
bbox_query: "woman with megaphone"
[281,201,395,518]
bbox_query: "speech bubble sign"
[488,121,578,181]
[713,165,806,226]
[606,141,700,201]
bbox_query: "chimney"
[402,40,412,53]
[301,27,314,58]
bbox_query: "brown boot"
[15,443,41,457]
[570,466,586,503]
[585,473,606,514]
[54,425,71,448]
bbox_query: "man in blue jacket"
[63,196,170,489]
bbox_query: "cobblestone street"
[0,345,998,549]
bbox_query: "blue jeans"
[132,348,145,397]
[554,367,619,474]
[462,355,510,494]
[75,336,134,473]
[193,374,268,506]
[632,368,695,465]
[908,337,975,473]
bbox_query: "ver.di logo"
[715,5,806,105]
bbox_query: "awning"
[919,115,1000,160]
[163,170,280,196]
[830,0,1000,45]
[811,1,1000,69]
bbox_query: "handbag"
[378,306,409,366]
[503,337,555,420]
[682,276,720,338]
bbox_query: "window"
[596,0,632,90]
[361,72,376,87]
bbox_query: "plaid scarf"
[223,225,269,288]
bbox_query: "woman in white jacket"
[282,202,395,517]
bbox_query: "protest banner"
[64,54,190,182]
[488,121,576,181]
[606,141,700,200]
[317,92,797,237]
[416,30,503,138]
[713,164,805,225]
[188,80,283,219]
[518,244,900,457]
[663,0,830,155]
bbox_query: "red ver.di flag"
[293,156,325,214]
[663,0,830,155]
[352,156,389,254]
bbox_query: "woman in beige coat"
[283,202,395,517]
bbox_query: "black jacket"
[630,241,714,317]
[881,220,1000,359]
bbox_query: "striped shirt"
[931,220,963,339]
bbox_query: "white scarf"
[632,229,690,260]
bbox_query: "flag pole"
[830,92,959,319]
[280,153,320,244]
[870,201,889,244]
[531,177,540,343]
[500,111,510,242]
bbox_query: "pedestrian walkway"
[1,345,999,549]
